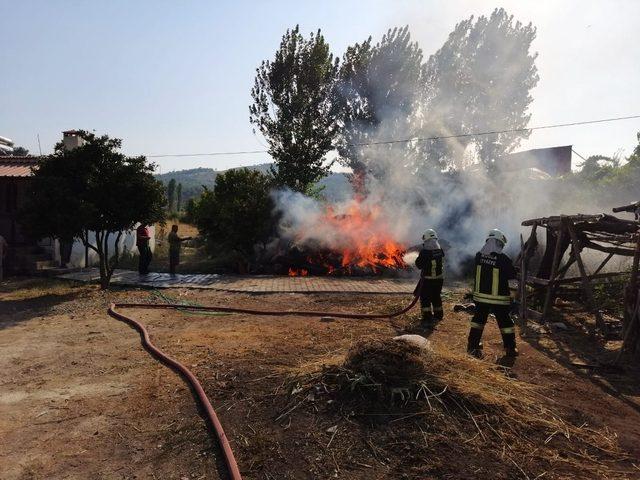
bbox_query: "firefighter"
[467,229,518,358]
[415,229,445,326]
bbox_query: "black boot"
[421,309,434,327]
[467,328,484,358]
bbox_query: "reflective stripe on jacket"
[415,248,445,280]
[472,251,516,305]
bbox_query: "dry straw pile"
[285,338,630,479]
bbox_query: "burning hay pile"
[281,338,629,478]
[267,195,410,276]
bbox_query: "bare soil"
[2,278,640,479]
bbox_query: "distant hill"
[156,163,352,203]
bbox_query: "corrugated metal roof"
[0,156,40,177]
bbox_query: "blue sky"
[2,0,639,173]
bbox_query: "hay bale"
[344,338,434,389]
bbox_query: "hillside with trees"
[156,164,350,204]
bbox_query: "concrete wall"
[49,225,156,268]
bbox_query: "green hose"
[149,290,232,316]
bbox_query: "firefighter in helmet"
[415,229,445,326]
[467,229,518,358]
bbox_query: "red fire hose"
[107,279,421,480]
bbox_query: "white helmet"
[487,229,507,246]
[422,229,438,241]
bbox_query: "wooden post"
[623,232,640,338]
[519,233,527,325]
[519,224,537,325]
[616,293,640,364]
[566,218,608,336]
[541,223,564,322]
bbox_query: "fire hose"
[107,278,421,480]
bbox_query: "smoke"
[267,12,632,276]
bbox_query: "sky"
[2,0,639,173]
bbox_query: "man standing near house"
[136,223,152,275]
[167,224,192,275]
[0,234,8,281]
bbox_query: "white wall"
[50,225,155,268]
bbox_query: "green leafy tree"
[423,8,539,170]
[183,197,198,224]
[21,131,165,289]
[336,27,426,189]
[612,133,640,198]
[167,178,176,212]
[194,169,274,269]
[12,146,29,156]
[250,25,340,193]
[176,182,183,212]
[577,155,620,183]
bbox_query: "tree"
[183,198,197,224]
[21,131,165,289]
[577,155,620,183]
[336,27,426,189]
[250,25,340,193]
[176,182,183,212]
[167,178,176,213]
[12,146,29,156]
[423,8,539,170]
[194,169,274,269]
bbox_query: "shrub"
[194,168,276,269]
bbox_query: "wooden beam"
[566,218,609,336]
[555,253,576,280]
[617,293,640,364]
[583,240,635,256]
[542,224,564,322]
[519,234,526,324]
[518,224,537,325]
[592,252,615,276]
[521,214,603,227]
[623,233,640,338]
[527,271,630,287]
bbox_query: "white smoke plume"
[268,13,633,275]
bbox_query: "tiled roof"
[0,156,40,177]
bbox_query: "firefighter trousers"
[419,279,444,322]
[468,302,516,350]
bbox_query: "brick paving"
[58,268,417,294]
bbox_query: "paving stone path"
[58,268,417,294]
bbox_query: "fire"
[288,268,309,277]
[286,200,407,276]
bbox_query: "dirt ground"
[2,278,640,479]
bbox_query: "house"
[0,153,57,272]
[502,145,573,176]
[0,132,154,274]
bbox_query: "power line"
[147,148,267,158]
[145,114,640,158]
[571,148,588,162]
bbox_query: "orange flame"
[287,200,407,276]
[288,268,309,277]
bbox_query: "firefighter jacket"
[415,248,445,280]
[473,252,517,305]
